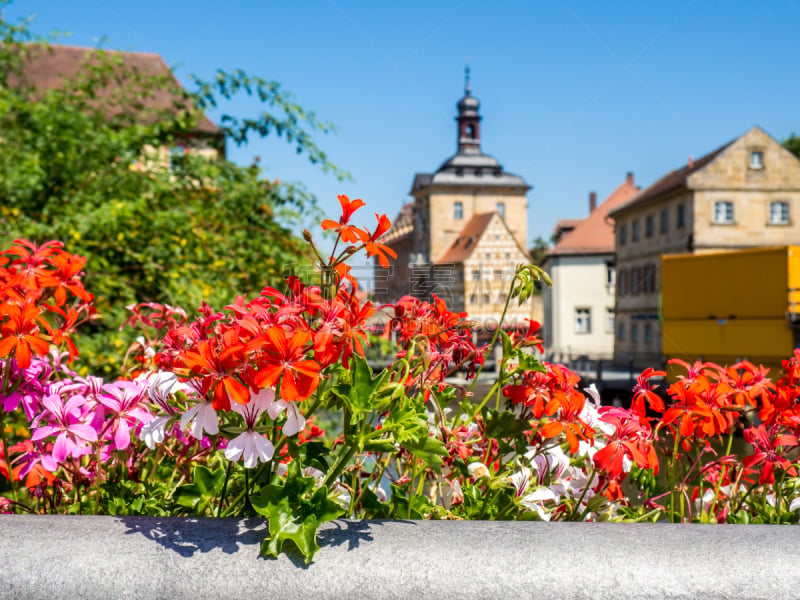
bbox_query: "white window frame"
[713,201,734,225]
[750,150,764,170]
[606,264,616,287]
[606,308,615,334]
[575,308,591,334]
[496,202,506,218]
[770,201,790,225]
[454,201,464,220]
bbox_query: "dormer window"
[750,150,764,170]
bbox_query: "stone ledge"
[0,515,797,599]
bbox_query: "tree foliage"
[783,133,800,160]
[528,235,550,267]
[0,13,344,375]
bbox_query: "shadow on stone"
[118,517,417,563]
[317,519,414,551]
[119,516,266,558]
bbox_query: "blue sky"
[5,1,800,246]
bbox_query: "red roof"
[548,177,640,256]
[436,213,496,263]
[13,44,221,136]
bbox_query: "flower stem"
[570,465,596,521]
[216,460,233,518]
[0,415,18,505]
[468,274,515,395]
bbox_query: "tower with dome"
[376,69,534,328]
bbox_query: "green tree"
[0,14,345,375]
[783,133,800,159]
[528,236,550,267]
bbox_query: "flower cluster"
[0,240,95,367]
[4,197,800,565]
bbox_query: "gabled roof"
[549,177,640,256]
[609,141,733,217]
[13,44,222,136]
[436,212,530,264]
[436,213,496,264]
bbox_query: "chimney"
[589,191,597,213]
[688,155,694,168]
[626,171,634,185]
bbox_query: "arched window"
[465,124,476,139]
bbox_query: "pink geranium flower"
[31,393,97,465]
[98,381,151,451]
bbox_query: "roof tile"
[548,177,640,256]
[13,44,221,136]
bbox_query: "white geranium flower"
[140,415,173,450]
[224,389,276,468]
[508,467,532,497]
[468,462,491,480]
[520,487,557,520]
[225,432,275,469]
[181,399,219,439]
[148,371,191,410]
[282,402,306,437]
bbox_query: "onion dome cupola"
[456,65,481,153]
[422,67,529,191]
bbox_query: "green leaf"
[174,465,226,513]
[380,401,428,444]
[484,410,531,439]
[516,351,546,373]
[402,435,448,471]
[330,355,391,416]
[389,483,437,519]
[250,461,343,564]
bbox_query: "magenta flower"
[98,381,151,451]
[31,393,98,465]
[1,357,52,419]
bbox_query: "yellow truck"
[661,246,800,372]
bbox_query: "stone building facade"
[609,126,800,367]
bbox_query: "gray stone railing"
[0,515,798,599]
